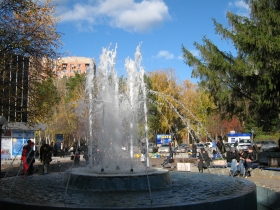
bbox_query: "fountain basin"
[0,171,257,210]
[63,167,172,191]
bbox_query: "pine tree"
[182,0,280,132]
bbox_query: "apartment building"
[54,56,96,78]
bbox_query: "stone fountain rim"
[67,167,169,177]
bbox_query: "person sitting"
[245,146,257,178]
[227,147,240,176]
[197,148,211,173]
[234,149,247,177]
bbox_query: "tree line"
[0,0,279,146]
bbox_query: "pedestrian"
[40,140,53,174]
[212,149,217,160]
[54,142,58,157]
[192,143,197,158]
[216,136,226,157]
[227,147,240,176]
[21,140,35,175]
[197,148,211,173]
[60,142,65,158]
[50,142,58,157]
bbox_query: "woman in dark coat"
[197,148,211,173]
[40,140,53,174]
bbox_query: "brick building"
[54,56,96,78]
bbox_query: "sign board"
[56,134,63,151]
[156,134,172,145]
[1,138,11,159]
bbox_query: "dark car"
[258,147,280,165]
[261,141,277,151]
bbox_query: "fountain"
[0,45,257,209]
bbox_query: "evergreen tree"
[182,0,280,132]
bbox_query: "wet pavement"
[1,155,279,209]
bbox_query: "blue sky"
[49,0,250,83]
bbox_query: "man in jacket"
[40,140,53,174]
[227,147,240,176]
[234,149,247,177]
[245,146,257,178]
[216,136,226,157]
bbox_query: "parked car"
[224,143,235,152]
[204,142,212,148]
[254,141,265,148]
[178,143,189,149]
[148,143,158,153]
[173,145,186,153]
[261,141,277,151]
[196,143,205,153]
[158,144,170,153]
[235,138,252,151]
[258,147,280,165]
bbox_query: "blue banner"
[156,134,172,145]
[12,138,25,157]
[56,134,63,151]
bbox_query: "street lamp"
[0,116,7,178]
[251,129,254,144]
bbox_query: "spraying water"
[85,44,148,172]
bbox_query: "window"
[70,69,74,73]
[78,70,81,74]
[78,64,81,68]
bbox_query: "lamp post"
[251,129,254,144]
[0,116,7,178]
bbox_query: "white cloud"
[156,51,174,60]
[57,0,171,33]
[190,49,199,57]
[229,0,250,17]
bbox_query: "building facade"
[54,57,95,78]
[0,54,29,122]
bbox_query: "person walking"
[21,140,35,175]
[40,140,53,174]
[60,142,65,158]
[216,136,226,157]
[197,148,211,173]
[192,143,197,158]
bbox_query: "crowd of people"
[20,139,84,176]
[226,145,258,178]
[21,139,53,175]
[194,136,258,178]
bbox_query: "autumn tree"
[0,0,62,123]
[182,0,280,132]
[45,73,87,144]
[148,69,184,141]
